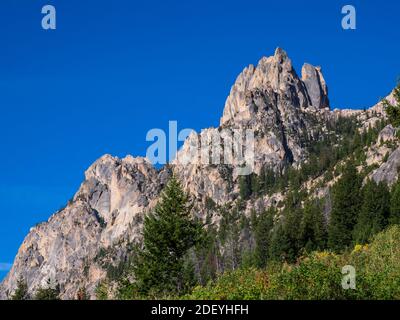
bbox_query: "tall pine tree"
[133,176,202,297]
[268,222,290,262]
[239,175,252,200]
[390,180,400,225]
[254,208,274,268]
[299,200,327,252]
[382,82,400,128]
[269,190,303,262]
[328,161,361,251]
[11,276,29,300]
[353,180,390,244]
[34,279,60,300]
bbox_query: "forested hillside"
[2,49,400,300]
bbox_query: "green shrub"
[186,226,400,300]
[265,252,344,299]
[186,268,269,300]
[95,280,109,300]
[350,226,400,299]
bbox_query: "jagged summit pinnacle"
[220,48,330,126]
[274,46,287,58]
[257,47,291,67]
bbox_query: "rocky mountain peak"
[84,154,120,184]
[1,48,393,300]
[220,48,329,126]
[248,47,294,93]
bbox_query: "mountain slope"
[0,48,396,299]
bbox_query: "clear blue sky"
[0,0,399,278]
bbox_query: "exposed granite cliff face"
[0,155,170,299]
[371,147,400,185]
[0,48,395,299]
[3,201,104,299]
[369,123,400,186]
[301,63,329,110]
[75,155,169,246]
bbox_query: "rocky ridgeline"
[174,48,332,207]
[0,48,396,299]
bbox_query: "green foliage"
[116,278,137,300]
[268,222,291,262]
[390,180,400,224]
[353,180,390,244]
[193,226,220,286]
[328,160,362,251]
[244,116,385,201]
[383,82,400,128]
[187,226,400,300]
[259,167,276,195]
[351,226,400,299]
[106,255,136,282]
[11,276,29,300]
[265,252,345,300]
[279,209,303,262]
[239,175,252,200]
[34,279,60,300]
[250,173,261,196]
[133,176,203,297]
[217,205,244,270]
[97,113,397,300]
[187,268,269,300]
[95,280,109,300]
[254,209,274,268]
[268,189,309,263]
[299,200,327,252]
[204,197,217,211]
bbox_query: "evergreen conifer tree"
[11,276,29,300]
[254,208,274,268]
[299,201,327,252]
[34,279,60,300]
[382,82,400,128]
[390,180,400,225]
[268,222,290,262]
[269,190,303,262]
[239,175,252,200]
[353,180,390,244]
[328,160,361,251]
[133,176,202,296]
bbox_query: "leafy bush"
[350,226,400,299]
[186,268,269,300]
[265,252,344,300]
[95,280,109,300]
[186,226,400,300]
